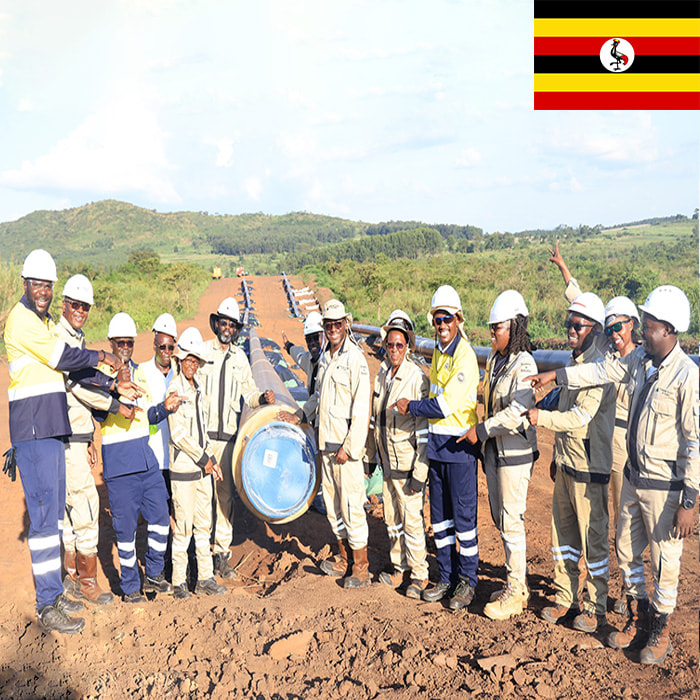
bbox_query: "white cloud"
[243,176,262,201]
[455,147,482,168]
[0,96,180,203]
[214,138,237,168]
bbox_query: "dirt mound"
[0,275,698,699]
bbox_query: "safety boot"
[343,546,370,589]
[196,577,226,596]
[541,603,576,624]
[144,572,173,595]
[405,579,428,600]
[378,568,410,588]
[608,597,649,650]
[38,595,85,635]
[77,553,114,605]
[448,578,475,611]
[63,549,79,596]
[640,607,672,665]
[213,551,238,580]
[483,583,527,620]
[573,610,607,633]
[320,539,351,578]
[422,581,452,602]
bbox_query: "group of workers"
[3,245,698,669]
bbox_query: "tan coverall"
[537,343,615,615]
[558,343,699,614]
[167,371,217,587]
[366,356,429,581]
[475,350,538,593]
[314,336,371,550]
[201,338,262,555]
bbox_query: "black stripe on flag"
[535,55,700,74]
[535,1,700,20]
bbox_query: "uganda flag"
[534,1,700,110]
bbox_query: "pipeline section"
[280,271,302,318]
[231,328,320,524]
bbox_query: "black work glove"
[2,447,17,481]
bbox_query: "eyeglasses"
[489,322,509,332]
[386,342,406,350]
[181,356,200,366]
[217,318,240,329]
[433,314,455,326]
[605,319,632,336]
[157,343,175,351]
[66,299,90,312]
[565,320,595,332]
[323,320,344,331]
[114,339,134,348]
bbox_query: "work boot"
[448,578,475,611]
[483,583,527,621]
[489,583,530,604]
[196,577,226,596]
[77,553,114,605]
[320,539,351,578]
[405,579,428,600]
[123,591,146,604]
[640,607,672,665]
[173,584,191,600]
[144,572,173,595]
[608,597,649,650]
[541,603,576,624]
[378,568,409,588]
[573,610,607,633]
[55,593,83,614]
[343,546,370,589]
[213,551,238,580]
[612,597,629,617]
[63,549,79,596]
[422,581,452,603]
[38,595,85,634]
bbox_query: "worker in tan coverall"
[365,310,429,600]
[314,299,372,589]
[524,292,615,635]
[202,297,274,579]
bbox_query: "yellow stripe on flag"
[534,18,700,38]
[535,73,700,92]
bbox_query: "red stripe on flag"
[535,37,700,56]
[534,91,700,110]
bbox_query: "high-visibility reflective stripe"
[552,544,581,556]
[417,438,428,444]
[117,540,136,552]
[429,424,466,436]
[432,518,454,533]
[8,381,65,402]
[48,340,66,369]
[429,383,444,396]
[404,531,424,547]
[416,429,429,436]
[102,428,150,446]
[148,523,170,536]
[571,406,591,426]
[459,545,478,558]
[434,534,456,548]
[437,395,452,418]
[28,534,60,551]
[119,555,137,568]
[148,538,167,552]
[8,354,39,374]
[456,528,477,541]
[386,523,402,534]
[32,557,61,576]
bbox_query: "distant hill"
[0,200,366,267]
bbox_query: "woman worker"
[365,310,430,599]
[459,290,538,620]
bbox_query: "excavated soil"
[0,275,698,699]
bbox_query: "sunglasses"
[565,320,595,332]
[115,339,134,348]
[157,343,175,351]
[605,319,632,336]
[489,322,509,332]
[66,299,90,312]
[386,341,406,350]
[433,314,455,326]
[218,318,240,329]
[323,320,344,331]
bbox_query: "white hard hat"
[380,309,416,349]
[427,285,463,326]
[303,311,324,336]
[22,249,57,282]
[62,274,94,305]
[322,299,348,321]
[175,326,210,363]
[489,290,529,325]
[152,312,177,338]
[639,285,690,333]
[567,292,605,327]
[210,297,241,334]
[108,312,138,339]
[604,296,640,325]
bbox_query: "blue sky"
[0,0,698,233]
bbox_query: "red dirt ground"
[0,275,698,699]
